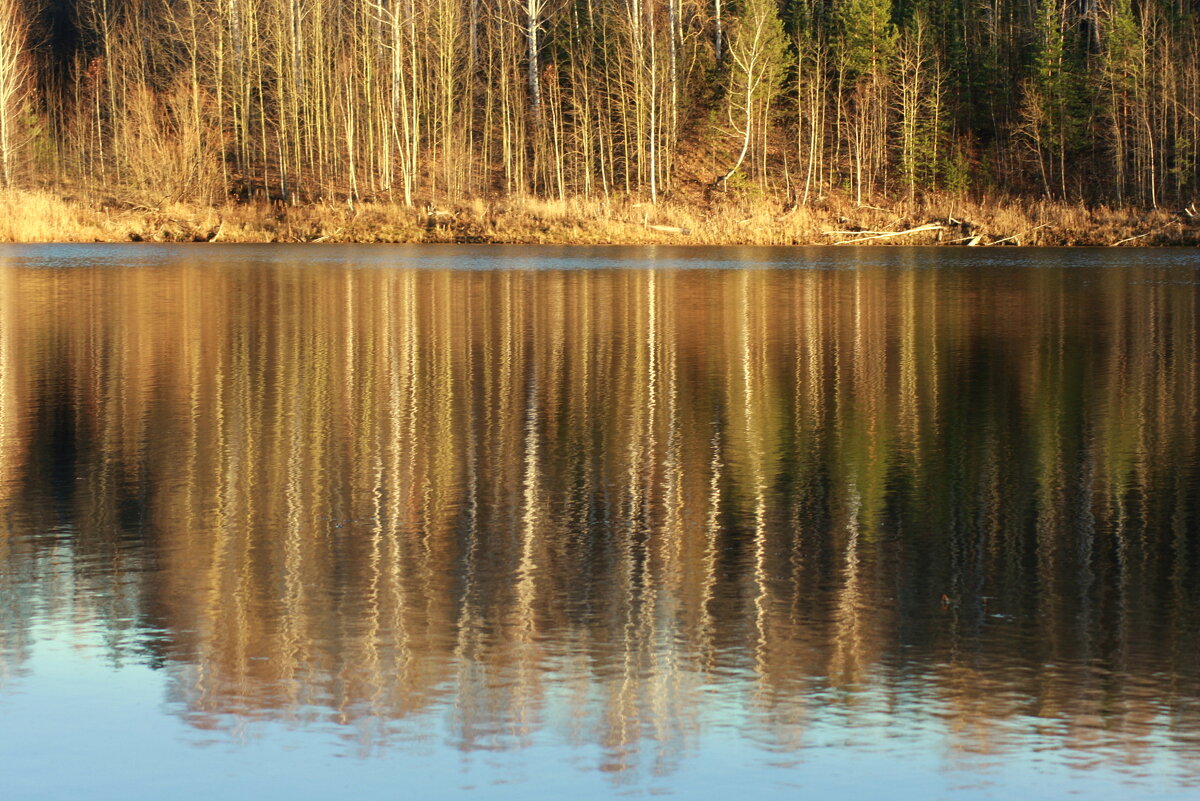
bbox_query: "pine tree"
[832,0,894,202]
[1100,0,1140,203]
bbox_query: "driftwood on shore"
[1114,231,1156,245]
[942,233,983,245]
[1113,219,1188,245]
[986,223,1050,246]
[646,224,691,235]
[824,223,943,244]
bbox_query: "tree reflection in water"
[0,252,1197,782]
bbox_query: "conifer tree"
[832,0,894,202]
[1100,0,1140,203]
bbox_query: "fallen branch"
[310,227,344,243]
[647,224,691,235]
[987,223,1050,246]
[942,234,984,246]
[823,229,895,235]
[1113,231,1155,246]
[832,223,943,244]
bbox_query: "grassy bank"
[1,189,1196,246]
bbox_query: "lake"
[1,244,1198,800]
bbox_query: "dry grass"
[0,190,109,241]
[0,188,1195,246]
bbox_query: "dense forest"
[0,0,1197,212]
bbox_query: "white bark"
[0,0,31,188]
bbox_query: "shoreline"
[2,189,1197,247]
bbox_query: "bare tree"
[0,0,32,188]
[717,0,787,189]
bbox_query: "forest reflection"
[1,255,1198,776]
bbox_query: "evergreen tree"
[832,0,895,202]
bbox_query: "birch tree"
[0,0,32,188]
[832,0,894,204]
[717,0,787,189]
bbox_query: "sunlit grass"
[0,188,1192,246]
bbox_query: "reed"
[0,188,1195,246]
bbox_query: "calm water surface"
[1,245,1199,799]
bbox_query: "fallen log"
[823,229,893,235]
[831,223,944,245]
[647,224,691,235]
[1114,231,1156,245]
[942,233,984,246]
[986,223,1050,246]
[310,227,344,243]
